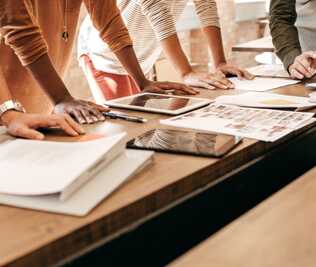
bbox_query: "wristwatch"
[0,100,26,118]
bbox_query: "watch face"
[0,100,25,116]
[13,101,25,112]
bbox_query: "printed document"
[161,104,314,142]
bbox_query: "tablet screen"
[112,94,205,111]
[127,129,242,157]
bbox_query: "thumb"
[10,125,45,140]
[215,70,226,78]
[303,51,316,59]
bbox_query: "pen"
[103,112,147,123]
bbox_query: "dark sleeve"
[269,0,301,71]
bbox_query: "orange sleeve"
[84,0,133,52]
[0,0,48,66]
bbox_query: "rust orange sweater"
[0,0,132,113]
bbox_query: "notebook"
[0,150,154,216]
[0,133,126,201]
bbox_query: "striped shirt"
[78,0,220,75]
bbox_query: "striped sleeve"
[193,0,220,28]
[135,0,177,41]
[84,0,132,52]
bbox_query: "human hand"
[1,111,85,140]
[289,51,316,79]
[141,79,199,95]
[54,97,109,124]
[183,71,234,90]
[217,63,254,80]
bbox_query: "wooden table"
[1,83,316,267]
[232,36,274,53]
[169,166,316,267]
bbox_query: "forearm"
[202,26,226,67]
[0,69,13,103]
[269,0,301,70]
[160,34,192,78]
[113,45,148,88]
[26,54,72,103]
[0,68,19,125]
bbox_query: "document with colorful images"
[160,104,314,142]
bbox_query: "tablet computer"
[127,129,242,157]
[104,93,212,115]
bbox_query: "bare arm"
[114,45,197,95]
[160,34,231,89]
[26,54,72,103]
[202,26,226,67]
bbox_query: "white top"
[78,0,220,75]
[295,0,316,51]
[296,0,316,29]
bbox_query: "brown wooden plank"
[1,83,315,267]
[169,167,316,267]
[232,36,274,53]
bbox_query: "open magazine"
[161,104,315,142]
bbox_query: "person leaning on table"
[270,0,316,79]
[77,0,254,102]
[0,0,195,140]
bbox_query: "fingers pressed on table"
[54,117,80,136]
[290,68,304,79]
[295,63,309,77]
[63,114,85,134]
[10,126,44,140]
[70,110,86,124]
[197,81,215,90]
[80,109,94,124]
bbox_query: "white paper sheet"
[247,64,290,78]
[161,104,314,142]
[229,77,300,92]
[216,92,316,110]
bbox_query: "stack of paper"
[216,92,316,111]
[229,77,300,92]
[161,104,314,142]
[0,133,154,216]
[0,150,153,216]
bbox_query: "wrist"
[215,61,227,68]
[138,78,151,90]
[56,93,74,104]
[180,66,194,79]
[0,110,22,126]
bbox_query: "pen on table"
[103,111,147,123]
